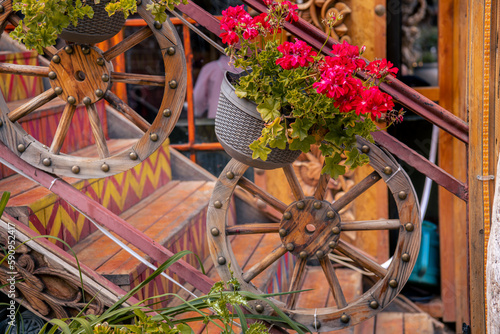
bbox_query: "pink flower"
[365,59,399,78]
[281,1,299,22]
[276,39,316,70]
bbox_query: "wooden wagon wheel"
[0,0,186,178]
[207,136,421,332]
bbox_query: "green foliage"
[10,0,188,54]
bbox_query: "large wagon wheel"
[0,0,186,178]
[207,136,421,332]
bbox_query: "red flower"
[365,59,399,78]
[220,31,239,45]
[352,87,394,120]
[276,39,316,70]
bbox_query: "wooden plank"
[467,0,492,331]
[374,313,403,334]
[413,87,440,102]
[403,313,434,334]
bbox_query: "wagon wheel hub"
[49,45,112,106]
[279,198,341,258]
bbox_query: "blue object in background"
[408,220,440,287]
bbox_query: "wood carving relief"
[0,227,105,320]
[295,0,352,43]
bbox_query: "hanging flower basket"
[59,0,125,44]
[215,71,302,169]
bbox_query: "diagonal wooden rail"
[176,0,469,202]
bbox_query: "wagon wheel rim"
[207,136,421,332]
[0,0,186,178]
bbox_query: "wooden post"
[467,0,499,332]
[437,0,469,327]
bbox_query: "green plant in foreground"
[10,0,188,54]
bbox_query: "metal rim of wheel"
[0,0,186,178]
[207,136,421,332]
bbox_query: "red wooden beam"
[372,131,468,201]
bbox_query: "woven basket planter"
[59,0,126,44]
[215,72,301,170]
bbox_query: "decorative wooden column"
[467,0,499,332]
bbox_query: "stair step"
[74,180,215,307]
[0,138,171,248]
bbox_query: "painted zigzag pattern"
[27,142,171,249]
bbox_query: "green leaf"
[289,135,316,153]
[290,118,313,141]
[322,153,346,179]
[0,192,10,218]
[249,140,272,161]
[257,98,281,122]
[177,324,194,334]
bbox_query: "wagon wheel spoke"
[8,88,57,122]
[336,240,387,278]
[341,219,401,231]
[242,245,287,283]
[49,103,77,154]
[331,171,381,211]
[104,90,150,133]
[86,104,110,159]
[111,72,165,86]
[285,257,307,309]
[238,177,288,213]
[226,223,280,235]
[0,63,49,77]
[319,256,347,308]
[103,26,153,62]
[283,164,305,200]
[314,170,330,200]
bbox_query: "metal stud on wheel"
[207,136,421,332]
[0,0,186,178]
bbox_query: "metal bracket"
[476,175,495,181]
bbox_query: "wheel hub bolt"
[313,201,322,209]
[52,55,61,63]
[279,228,287,237]
[389,279,398,288]
[101,74,110,82]
[299,251,308,259]
[316,250,324,258]
[340,314,350,323]
[327,211,335,219]
[328,241,337,249]
[383,166,393,175]
[405,223,414,232]
[96,57,105,66]
[42,158,51,166]
[163,108,172,117]
[210,228,220,236]
[64,45,73,54]
[95,89,104,98]
[361,145,370,153]
[286,243,295,252]
[55,87,63,95]
[369,300,379,309]
[332,226,341,234]
[283,212,292,220]
[81,46,90,54]
[296,201,305,209]
[129,152,138,160]
[67,96,76,105]
[305,224,316,233]
[101,163,110,172]
[83,97,91,105]
[48,71,57,80]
